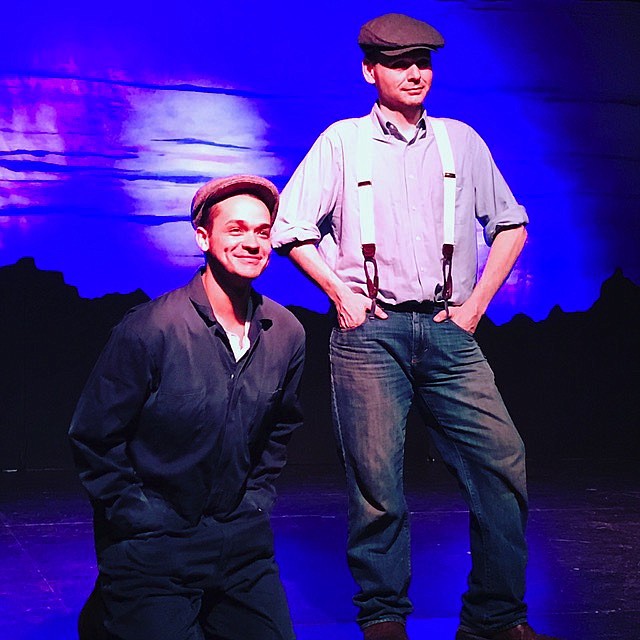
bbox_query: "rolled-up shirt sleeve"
[470,128,529,245]
[271,129,342,250]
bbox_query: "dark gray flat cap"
[190,174,279,228]
[358,13,445,57]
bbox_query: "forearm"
[246,341,305,512]
[288,242,352,305]
[288,242,386,328]
[437,226,527,331]
[68,324,168,536]
[468,225,527,314]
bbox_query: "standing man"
[272,13,559,640]
[70,175,305,640]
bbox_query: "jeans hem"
[361,616,406,630]
[458,617,529,636]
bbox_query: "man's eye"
[390,58,430,70]
[258,229,271,238]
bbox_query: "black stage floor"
[1,460,638,640]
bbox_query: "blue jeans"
[329,310,529,633]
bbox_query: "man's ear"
[195,226,210,252]
[362,59,377,86]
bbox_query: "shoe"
[77,583,109,640]
[456,623,561,640]
[363,621,409,640]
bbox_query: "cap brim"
[364,44,438,58]
[191,175,279,228]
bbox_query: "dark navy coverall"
[69,271,305,640]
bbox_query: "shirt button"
[416,236,421,241]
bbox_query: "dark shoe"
[363,621,409,640]
[78,582,109,640]
[456,623,562,640]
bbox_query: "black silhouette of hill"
[474,268,640,461]
[0,258,150,470]
[1,258,638,471]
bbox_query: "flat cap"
[190,174,279,228]
[358,13,444,57]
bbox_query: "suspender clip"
[362,243,379,317]
[441,243,454,307]
[362,243,376,259]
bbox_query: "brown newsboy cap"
[190,174,279,228]
[358,13,445,57]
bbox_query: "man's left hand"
[433,300,483,335]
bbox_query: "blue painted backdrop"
[1,0,638,323]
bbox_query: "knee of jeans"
[494,435,527,496]
[499,428,525,459]
[351,482,407,522]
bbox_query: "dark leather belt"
[377,300,445,313]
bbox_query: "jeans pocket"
[444,317,475,338]
[334,315,372,334]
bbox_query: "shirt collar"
[370,102,428,143]
[187,267,273,336]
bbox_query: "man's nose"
[242,232,260,249]
[406,64,421,80]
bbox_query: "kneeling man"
[70,175,305,640]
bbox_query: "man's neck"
[378,102,423,137]
[201,266,251,335]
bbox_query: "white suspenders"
[356,117,379,313]
[356,116,376,247]
[356,115,456,313]
[429,117,456,307]
[429,118,456,249]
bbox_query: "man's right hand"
[285,243,388,330]
[335,289,388,330]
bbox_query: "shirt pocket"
[252,387,282,426]
[142,388,221,450]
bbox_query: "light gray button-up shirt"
[272,104,528,306]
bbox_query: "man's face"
[196,194,272,283]
[363,52,433,111]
